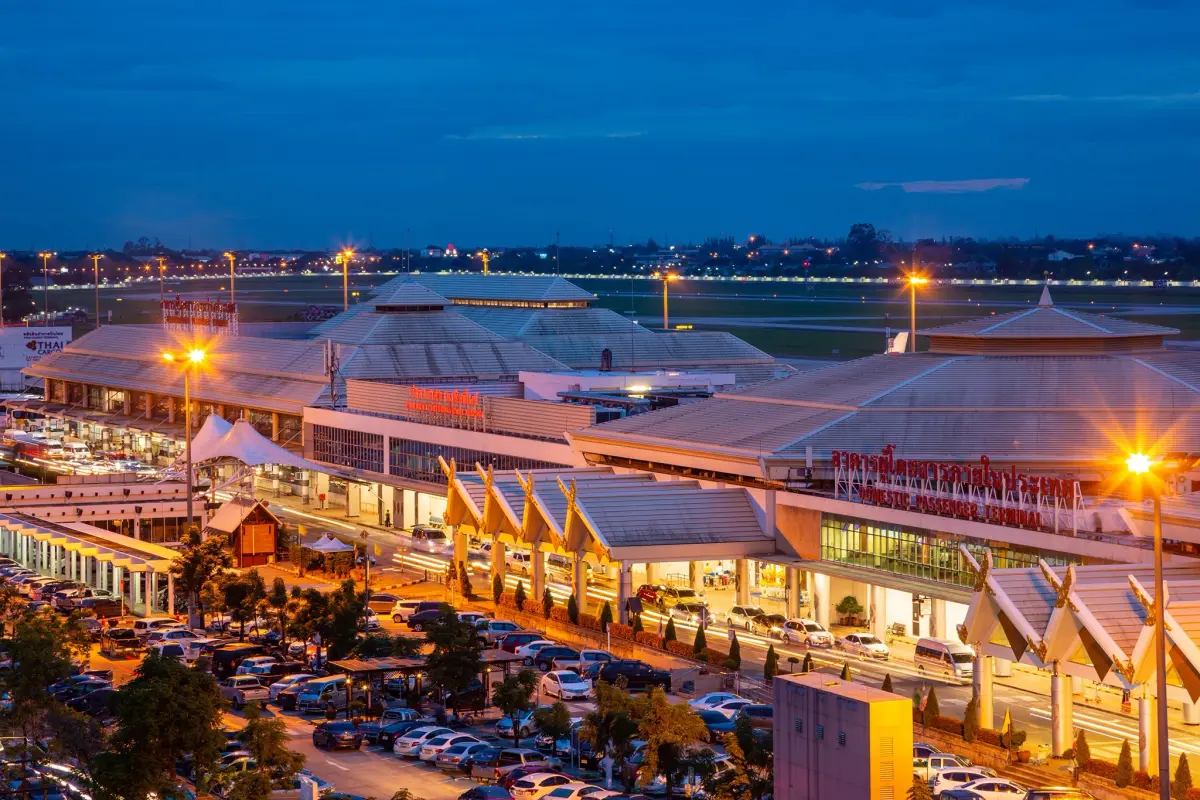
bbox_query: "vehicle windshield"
[804,622,826,632]
[858,635,881,645]
[746,607,766,616]
[560,673,588,685]
[673,588,698,599]
[683,604,705,612]
[952,652,974,663]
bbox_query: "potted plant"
[836,595,864,626]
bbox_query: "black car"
[595,660,672,692]
[67,687,116,719]
[376,720,427,750]
[456,787,513,800]
[533,646,579,672]
[77,596,124,619]
[735,704,773,730]
[407,608,446,631]
[312,720,363,750]
[275,678,318,711]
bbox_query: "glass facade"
[312,424,385,473]
[821,513,1073,589]
[389,437,568,485]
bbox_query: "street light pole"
[165,349,206,528]
[225,252,236,304]
[361,528,371,634]
[341,249,354,311]
[157,256,167,303]
[0,252,6,327]
[90,254,102,328]
[39,252,51,325]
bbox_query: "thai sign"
[161,298,239,335]
[0,327,71,370]
[404,386,487,430]
[832,444,1084,533]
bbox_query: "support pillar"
[617,562,633,625]
[402,490,416,529]
[1139,694,1154,773]
[1050,670,1073,757]
[133,569,142,612]
[316,472,330,510]
[167,573,175,617]
[531,546,545,603]
[573,553,587,612]
[812,572,831,628]
[1185,700,1200,726]
[347,484,360,517]
[645,562,659,586]
[145,393,153,419]
[787,567,802,618]
[931,598,947,639]
[689,562,703,593]
[994,657,1012,677]
[271,412,280,442]
[452,527,468,572]
[491,537,507,586]
[146,569,155,614]
[123,395,131,415]
[735,558,750,605]
[167,397,176,424]
[974,654,994,731]
[870,584,887,639]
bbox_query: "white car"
[785,618,833,647]
[540,670,592,700]
[144,628,205,646]
[418,733,481,762]
[236,656,278,675]
[392,725,454,757]
[708,698,753,719]
[951,778,1026,800]
[269,673,316,701]
[510,772,573,800]
[363,609,381,630]
[515,640,557,664]
[837,633,890,660]
[541,783,616,799]
[390,600,422,622]
[688,692,742,711]
[929,767,997,795]
[725,605,768,630]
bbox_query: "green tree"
[423,606,483,715]
[567,594,580,624]
[169,526,233,629]
[533,701,573,743]
[763,645,778,685]
[1175,752,1193,800]
[353,632,422,659]
[493,573,504,603]
[265,577,293,650]
[46,707,108,792]
[881,673,894,693]
[581,681,642,792]
[492,669,538,747]
[923,687,940,726]
[1115,740,1133,788]
[839,662,851,681]
[908,774,934,800]
[94,651,225,799]
[542,586,554,619]
[515,580,527,612]
[664,617,678,643]
[706,716,773,800]
[1074,729,1091,766]
[725,632,742,671]
[632,613,644,634]
[963,696,979,742]
[389,792,427,800]
[458,561,472,599]
[241,702,305,784]
[801,652,813,673]
[599,601,614,632]
[220,569,267,640]
[5,608,91,751]
[637,687,710,799]
[693,624,708,655]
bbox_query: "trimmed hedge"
[1083,759,1119,780]
[635,631,665,649]
[976,728,1003,747]
[497,592,518,609]
[665,640,694,658]
[930,715,964,736]
[578,613,601,631]
[549,607,573,624]
[607,622,634,641]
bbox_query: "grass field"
[41,272,1200,359]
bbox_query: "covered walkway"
[439,458,775,623]
[0,511,178,617]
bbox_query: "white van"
[62,442,91,459]
[132,616,183,640]
[914,637,974,679]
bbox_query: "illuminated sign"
[403,386,487,431]
[161,298,239,335]
[832,444,1084,533]
[0,327,71,370]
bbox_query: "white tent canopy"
[191,414,234,455]
[305,534,355,553]
[190,418,318,471]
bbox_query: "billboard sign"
[161,298,239,335]
[0,327,72,370]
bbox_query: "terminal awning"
[0,512,177,573]
[958,546,1200,700]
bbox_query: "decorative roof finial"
[1038,283,1053,307]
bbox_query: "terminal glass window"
[820,514,1072,589]
[389,438,568,485]
[312,425,384,474]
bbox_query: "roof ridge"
[977,307,1041,334]
[1050,306,1112,333]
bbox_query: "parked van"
[296,675,365,714]
[210,643,266,679]
[914,638,974,679]
[410,526,451,555]
[132,616,182,640]
[62,442,91,459]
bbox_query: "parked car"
[782,618,833,647]
[478,619,523,645]
[497,708,548,740]
[268,673,317,702]
[837,633,891,660]
[367,593,401,612]
[914,743,945,759]
[547,649,612,674]
[689,692,743,711]
[667,603,713,626]
[408,607,450,631]
[532,646,579,673]
[391,600,424,623]
[594,660,671,692]
[457,786,516,800]
[66,686,116,719]
[539,671,592,700]
[296,676,365,714]
[312,720,363,750]
[76,596,124,619]
[132,616,183,640]
[930,768,1000,796]
[707,698,753,719]
[393,726,455,757]
[938,778,1026,800]
[52,586,112,612]
[913,754,974,782]
[236,656,279,675]
[469,748,557,785]
[509,773,572,800]
[377,720,428,751]
[656,586,704,608]
[1018,790,1094,800]
[148,642,190,661]
[99,627,142,657]
[726,605,767,630]
[145,628,206,647]
[436,741,493,773]
[419,734,483,763]
[695,709,737,738]
[276,678,318,711]
[211,643,266,679]
[734,704,773,731]
[498,631,549,654]
[218,676,270,710]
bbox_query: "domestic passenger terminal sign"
[0,327,71,369]
[832,444,1083,532]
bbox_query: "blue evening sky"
[2,0,1198,249]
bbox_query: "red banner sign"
[405,386,484,420]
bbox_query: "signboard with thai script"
[832,444,1084,533]
[0,327,71,370]
[161,298,239,335]
[404,386,486,430]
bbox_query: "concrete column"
[689,561,703,593]
[645,562,659,585]
[271,412,280,442]
[812,572,831,628]
[145,393,153,418]
[347,484,360,517]
[573,553,587,611]
[316,472,330,510]
[994,657,1013,677]
[787,568,802,618]
[491,537,507,585]
[242,407,250,420]
[735,559,751,605]
[931,598,947,639]
[113,565,122,607]
[146,569,155,613]
[1185,700,1200,726]
[402,490,417,529]
[1050,670,1073,757]
[379,484,394,525]
[531,546,545,602]
[617,562,633,625]
[123,394,131,415]
[167,397,176,423]
[133,569,142,611]
[974,654,994,731]
[416,493,430,525]
[1139,694,1154,772]
[870,584,888,639]
[452,528,468,571]
[167,573,175,616]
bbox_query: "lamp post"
[657,272,678,330]
[224,252,237,304]
[361,528,371,634]
[0,251,6,326]
[341,249,354,311]
[38,252,53,325]
[156,256,167,303]
[1126,451,1171,800]
[907,274,928,353]
[163,348,206,526]
[90,254,102,328]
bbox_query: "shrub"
[836,595,864,618]
[963,696,979,742]
[923,687,940,727]
[514,581,527,612]
[566,594,580,625]
[977,728,1002,747]
[693,625,708,655]
[631,613,644,634]
[1116,740,1134,788]
[1082,758,1118,779]
[634,631,664,649]
[608,623,634,641]
[458,562,473,599]
[1074,729,1091,767]
[931,715,963,736]
[703,647,729,664]
[839,662,851,681]
[666,640,694,658]
[881,673,894,693]
[664,617,677,644]
[542,587,554,619]
[599,602,614,632]
[1176,753,1193,800]
[578,613,600,630]
[493,573,503,603]
[1132,771,1161,792]
[549,607,572,624]
[725,632,741,671]
[497,592,518,609]
[764,645,778,685]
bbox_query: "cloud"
[855,178,1030,193]
[444,128,646,142]
[1012,92,1200,103]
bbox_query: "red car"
[497,631,546,654]
[636,584,664,605]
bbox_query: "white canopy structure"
[305,534,355,554]
[190,415,234,455]
[191,418,319,471]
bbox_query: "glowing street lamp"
[89,254,103,328]
[340,249,355,311]
[907,274,929,353]
[0,251,6,326]
[656,272,680,330]
[156,256,168,303]
[1125,451,1171,799]
[224,251,237,304]
[38,252,53,325]
[163,347,207,525]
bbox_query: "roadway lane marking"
[1028,707,1200,757]
[324,760,350,772]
